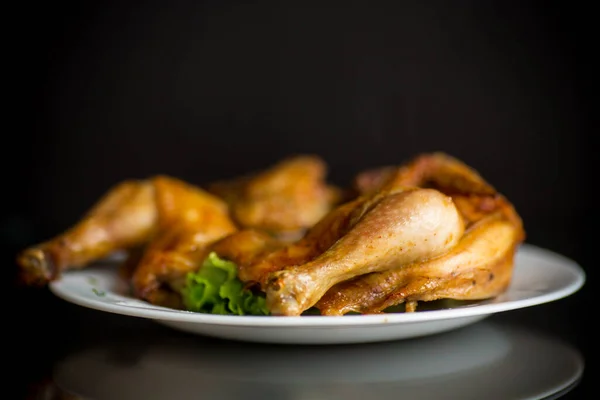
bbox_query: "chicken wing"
[130,176,237,308]
[207,155,342,239]
[17,179,157,285]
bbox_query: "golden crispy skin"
[131,176,237,308]
[210,198,362,289]
[355,152,497,197]
[264,187,465,316]
[16,152,525,318]
[315,152,525,315]
[316,211,521,315]
[16,175,238,305]
[362,152,524,233]
[209,229,280,274]
[354,152,515,228]
[211,153,515,316]
[207,155,342,238]
[17,180,158,285]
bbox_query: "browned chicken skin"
[355,152,497,198]
[210,198,363,288]
[16,155,342,309]
[131,176,237,308]
[213,185,465,316]
[16,176,237,308]
[17,179,157,285]
[207,155,342,239]
[264,187,464,315]
[214,152,524,316]
[315,152,525,315]
[16,152,524,318]
[316,211,520,315]
[16,154,339,285]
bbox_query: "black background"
[5,1,593,398]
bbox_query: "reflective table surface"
[13,285,590,400]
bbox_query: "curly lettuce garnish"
[181,252,269,316]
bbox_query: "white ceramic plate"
[49,243,585,344]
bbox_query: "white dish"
[49,243,585,344]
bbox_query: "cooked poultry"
[352,152,524,230]
[264,187,464,315]
[210,198,364,288]
[354,152,497,198]
[16,175,237,306]
[15,151,525,318]
[207,155,342,240]
[315,152,525,315]
[213,152,524,316]
[17,179,157,286]
[316,211,520,315]
[130,176,237,308]
[214,186,465,316]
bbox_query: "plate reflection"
[45,321,582,400]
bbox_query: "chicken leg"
[265,187,464,316]
[316,211,520,315]
[17,179,157,285]
[210,197,363,288]
[316,152,525,315]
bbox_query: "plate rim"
[48,243,586,327]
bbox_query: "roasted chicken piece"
[352,152,524,230]
[16,151,524,318]
[131,176,237,308]
[264,187,464,315]
[315,152,525,315]
[211,198,364,288]
[207,155,342,240]
[316,211,520,315]
[354,152,496,198]
[215,152,524,316]
[17,179,158,286]
[214,185,464,316]
[16,176,237,305]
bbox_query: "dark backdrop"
[8,1,593,252]
[5,1,593,397]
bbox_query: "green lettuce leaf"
[180,252,269,316]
